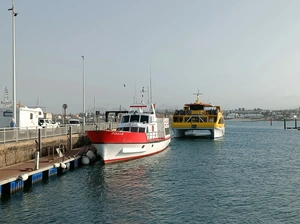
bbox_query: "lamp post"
[81,55,86,126]
[8,0,18,125]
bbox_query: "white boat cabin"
[116,103,157,133]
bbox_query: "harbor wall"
[0,134,89,168]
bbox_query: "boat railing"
[0,122,118,144]
[172,114,219,123]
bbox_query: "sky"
[1,0,300,114]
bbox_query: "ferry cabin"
[172,104,225,126]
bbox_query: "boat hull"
[92,138,171,163]
[172,126,225,139]
[86,130,171,163]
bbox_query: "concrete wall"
[0,134,90,168]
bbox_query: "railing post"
[34,129,41,170]
[69,126,72,150]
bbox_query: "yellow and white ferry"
[171,91,225,138]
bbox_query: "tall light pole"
[81,55,86,126]
[8,0,18,125]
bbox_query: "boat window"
[116,127,123,131]
[130,127,138,132]
[138,127,145,133]
[130,115,140,122]
[140,115,149,123]
[123,127,130,131]
[149,116,153,123]
[30,113,33,119]
[165,127,170,135]
[122,115,130,123]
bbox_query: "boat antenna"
[193,90,203,103]
[150,59,153,103]
[141,87,146,104]
[147,86,150,103]
[134,81,137,103]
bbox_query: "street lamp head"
[8,8,13,11]
[81,55,84,59]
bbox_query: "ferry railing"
[0,122,117,144]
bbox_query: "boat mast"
[141,87,146,104]
[150,59,153,104]
[1,87,12,108]
[193,90,203,103]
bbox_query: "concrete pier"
[0,146,94,198]
[0,132,94,198]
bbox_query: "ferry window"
[130,127,138,132]
[139,127,145,133]
[30,113,33,119]
[123,127,130,131]
[116,127,123,131]
[122,115,130,123]
[190,105,204,110]
[130,115,140,122]
[39,111,42,115]
[140,115,149,123]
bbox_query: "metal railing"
[0,122,118,144]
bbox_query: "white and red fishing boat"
[86,89,171,164]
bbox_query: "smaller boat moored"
[86,88,171,164]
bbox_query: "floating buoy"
[81,156,90,165]
[86,150,96,162]
[60,162,67,169]
[53,163,60,168]
[65,162,70,169]
[96,150,102,157]
[18,174,28,181]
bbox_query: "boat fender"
[86,150,96,162]
[53,163,60,168]
[96,150,102,157]
[81,156,90,165]
[60,162,67,169]
[65,162,70,169]
[18,174,29,181]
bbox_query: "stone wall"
[0,134,90,168]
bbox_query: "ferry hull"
[92,138,171,163]
[172,127,225,139]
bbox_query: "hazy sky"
[1,0,300,114]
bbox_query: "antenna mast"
[150,60,153,103]
[1,87,12,108]
[193,90,203,103]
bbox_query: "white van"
[67,119,81,126]
[38,118,60,128]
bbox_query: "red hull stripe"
[90,137,171,144]
[86,130,147,143]
[103,145,169,164]
[86,130,171,144]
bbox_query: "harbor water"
[1,120,300,223]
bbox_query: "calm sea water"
[1,120,300,224]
